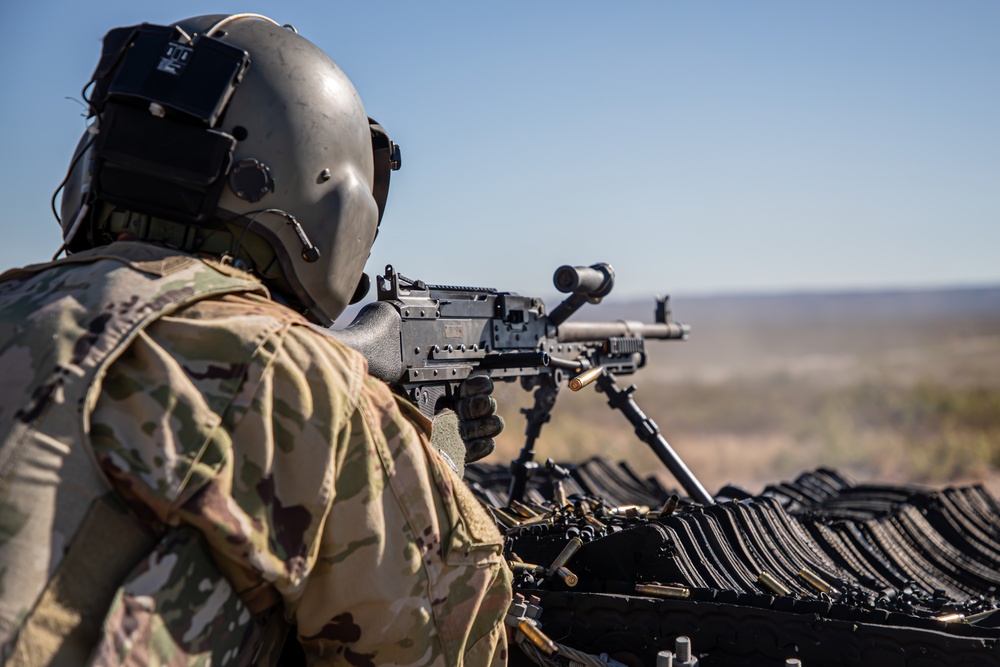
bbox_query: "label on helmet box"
[157,42,193,76]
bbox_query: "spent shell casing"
[657,495,679,518]
[548,537,584,571]
[518,515,554,529]
[492,508,522,528]
[569,366,604,392]
[510,562,546,576]
[797,567,833,593]
[758,571,792,597]
[609,504,640,517]
[553,480,568,508]
[635,584,691,599]
[555,566,579,587]
[935,612,965,623]
[518,619,558,656]
[510,500,540,518]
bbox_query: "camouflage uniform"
[0,241,511,666]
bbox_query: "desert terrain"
[486,285,1000,497]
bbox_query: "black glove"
[454,375,504,463]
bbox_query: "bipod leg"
[508,380,559,505]
[595,372,714,505]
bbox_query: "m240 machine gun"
[329,263,714,506]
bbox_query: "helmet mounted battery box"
[98,24,249,127]
[87,24,250,224]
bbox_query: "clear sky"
[1,1,997,303]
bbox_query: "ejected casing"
[548,537,583,572]
[635,583,691,599]
[584,515,606,529]
[797,567,833,594]
[510,500,540,518]
[569,366,604,391]
[555,566,579,587]
[657,495,679,518]
[935,612,965,623]
[517,515,554,529]
[609,504,650,517]
[553,480,568,508]
[492,508,522,528]
[510,562,547,576]
[518,619,558,656]
[758,571,792,596]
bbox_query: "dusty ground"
[482,287,1000,498]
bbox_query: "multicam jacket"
[0,241,511,666]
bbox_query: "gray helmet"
[58,14,400,324]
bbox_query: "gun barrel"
[556,321,690,343]
[478,351,550,370]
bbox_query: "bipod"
[508,380,559,505]
[594,371,715,505]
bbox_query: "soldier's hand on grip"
[454,375,504,463]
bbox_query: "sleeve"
[89,297,511,666]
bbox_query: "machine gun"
[329,263,714,506]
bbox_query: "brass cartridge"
[492,508,522,528]
[935,612,965,623]
[569,366,604,391]
[548,537,584,571]
[553,480,568,508]
[510,561,546,575]
[797,567,833,594]
[635,583,691,599]
[555,566,579,587]
[758,571,792,597]
[657,495,679,518]
[510,500,540,518]
[518,619,558,656]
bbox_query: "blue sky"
[1,2,997,303]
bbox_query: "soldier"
[0,14,510,666]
